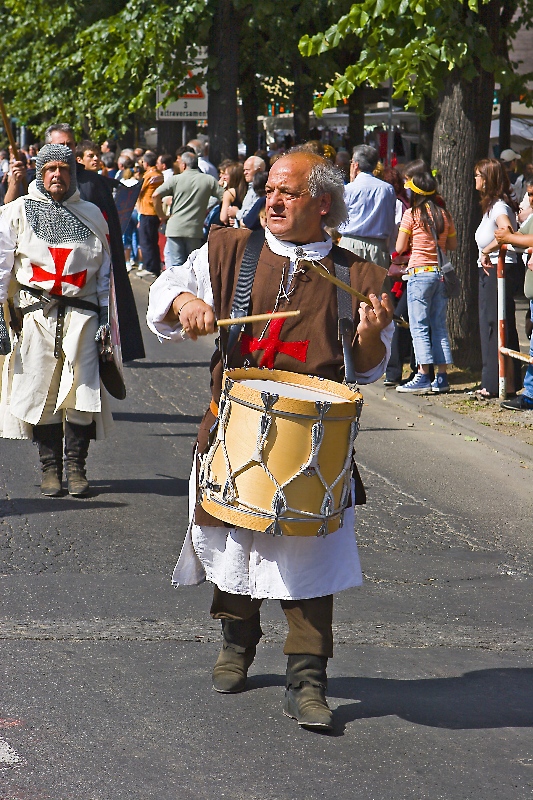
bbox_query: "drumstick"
[216,310,300,328]
[0,97,19,160]
[303,260,409,329]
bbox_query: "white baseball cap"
[500,148,521,163]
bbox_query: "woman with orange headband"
[394,171,457,394]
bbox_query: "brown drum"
[199,368,363,536]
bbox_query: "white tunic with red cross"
[0,187,111,439]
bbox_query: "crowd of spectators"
[2,130,532,411]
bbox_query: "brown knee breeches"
[210,587,333,658]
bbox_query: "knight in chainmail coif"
[0,143,114,497]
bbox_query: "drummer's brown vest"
[195,226,388,525]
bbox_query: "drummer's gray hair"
[307,162,348,228]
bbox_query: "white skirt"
[171,459,363,600]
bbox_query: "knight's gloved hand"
[95,305,112,360]
[0,305,11,356]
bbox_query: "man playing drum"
[147,151,394,731]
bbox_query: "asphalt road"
[1,275,531,800]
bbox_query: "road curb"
[365,383,533,461]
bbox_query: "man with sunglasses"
[147,150,394,731]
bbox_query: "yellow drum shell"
[200,368,362,536]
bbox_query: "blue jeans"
[406,272,452,365]
[122,209,139,260]
[523,300,533,400]
[165,236,204,268]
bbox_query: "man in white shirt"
[147,151,393,731]
[338,144,396,268]
[156,153,175,183]
[235,155,266,224]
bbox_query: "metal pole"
[497,246,507,400]
[182,121,187,146]
[387,77,393,167]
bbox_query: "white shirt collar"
[265,226,332,262]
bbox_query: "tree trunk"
[157,120,196,155]
[347,84,365,150]
[241,78,259,157]
[499,93,512,153]
[432,67,495,370]
[207,0,239,166]
[292,56,313,144]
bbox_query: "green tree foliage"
[0,0,211,138]
[0,0,341,145]
[301,1,533,368]
[300,0,533,116]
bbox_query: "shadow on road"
[246,673,285,691]
[125,361,211,370]
[90,474,188,497]
[113,412,203,424]
[0,498,127,516]
[328,668,533,735]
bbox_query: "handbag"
[429,222,461,299]
[387,250,410,279]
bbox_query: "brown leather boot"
[64,420,92,496]
[33,424,63,497]
[212,614,262,693]
[284,654,333,731]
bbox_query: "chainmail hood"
[26,143,92,245]
[35,143,77,200]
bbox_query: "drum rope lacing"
[199,377,361,537]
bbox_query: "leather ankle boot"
[64,420,93,496]
[284,654,333,731]
[33,423,64,496]
[212,613,262,693]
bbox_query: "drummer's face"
[266,155,331,244]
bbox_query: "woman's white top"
[475,200,517,265]
[147,227,393,599]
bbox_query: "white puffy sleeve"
[0,211,17,303]
[96,249,111,307]
[146,242,213,341]
[354,320,394,384]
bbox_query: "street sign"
[156,72,208,120]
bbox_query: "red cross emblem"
[30,247,87,296]
[240,316,309,369]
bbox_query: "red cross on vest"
[30,247,87,296]
[240,316,309,369]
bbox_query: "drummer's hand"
[171,294,215,340]
[356,292,394,342]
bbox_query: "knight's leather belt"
[19,284,99,358]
